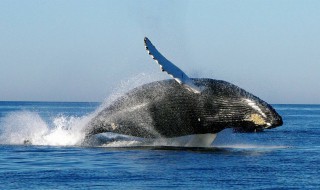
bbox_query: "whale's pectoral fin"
[144,37,202,94]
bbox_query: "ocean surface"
[0,101,319,189]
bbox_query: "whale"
[84,37,283,144]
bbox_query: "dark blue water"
[0,102,319,189]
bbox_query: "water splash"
[0,111,92,146]
[99,72,165,111]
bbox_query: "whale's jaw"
[266,115,283,129]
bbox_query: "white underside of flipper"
[150,133,217,147]
[99,133,217,148]
[144,37,202,94]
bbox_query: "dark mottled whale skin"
[86,78,283,138]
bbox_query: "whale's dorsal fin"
[144,37,201,94]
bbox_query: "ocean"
[0,101,319,189]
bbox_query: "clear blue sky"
[1,0,319,103]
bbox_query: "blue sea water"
[0,101,319,189]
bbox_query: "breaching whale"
[84,37,283,145]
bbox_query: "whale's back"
[86,78,282,138]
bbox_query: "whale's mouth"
[265,117,283,129]
[233,114,283,133]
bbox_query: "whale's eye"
[244,114,266,126]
